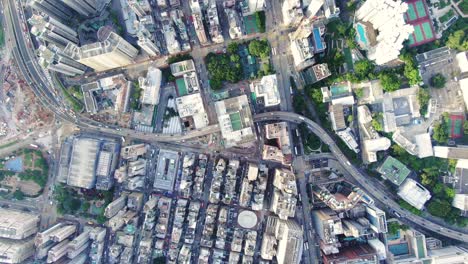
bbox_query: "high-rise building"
[136,25,160,57]
[0,209,40,240]
[241,0,265,15]
[62,0,99,17]
[0,238,35,264]
[282,0,304,27]
[193,12,209,45]
[64,29,138,71]
[104,195,128,218]
[138,67,162,105]
[355,0,413,65]
[275,219,304,264]
[270,168,297,219]
[29,0,75,21]
[128,0,151,17]
[28,14,79,48]
[261,216,303,264]
[47,240,70,263]
[37,45,87,76]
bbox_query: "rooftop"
[398,178,431,210]
[377,156,411,186]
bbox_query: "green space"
[55,184,113,223]
[439,9,455,23]
[387,221,409,235]
[206,52,242,90]
[433,112,449,143]
[430,73,446,88]
[417,88,431,116]
[377,156,411,186]
[130,81,142,111]
[343,48,354,70]
[298,123,322,154]
[0,27,4,48]
[438,0,450,9]
[460,0,468,14]
[54,74,83,112]
[254,11,266,33]
[229,112,242,131]
[167,54,192,64]
[415,0,427,17]
[379,71,401,92]
[398,199,422,216]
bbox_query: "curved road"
[254,111,468,243]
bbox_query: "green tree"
[354,60,375,80]
[400,53,422,85]
[379,72,401,92]
[254,11,266,33]
[309,88,323,104]
[417,88,431,115]
[446,30,468,51]
[13,190,25,200]
[354,88,364,98]
[230,54,240,63]
[433,121,448,143]
[153,257,166,264]
[464,122,468,135]
[248,40,270,59]
[427,199,452,218]
[227,42,239,54]
[430,73,446,88]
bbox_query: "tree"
[230,54,240,63]
[433,121,448,143]
[227,42,239,54]
[354,60,375,80]
[417,88,431,115]
[153,257,166,264]
[248,40,270,59]
[354,88,364,98]
[400,53,422,85]
[309,88,323,104]
[254,11,266,33]
[379,72,401,92]
[392,144,408,157]
[446,30,468,51]
[13,190,25,200]
[427,199,452,218]
[464,122,468,135]
[430,73,446,88]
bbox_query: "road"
[254,111,468,243]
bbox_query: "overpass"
[254,111,468,243]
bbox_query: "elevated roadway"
[254,111,468,243]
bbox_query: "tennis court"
[230,112,242,131]
[449,114,464,139]
[407,3,418,21]
[415,0,427,17]
[421,22,433,39]
[413,25,425,43]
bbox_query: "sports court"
[404,0,436,47]
[243,15,260,35]
[448,114,464,139]
[175,78,188,96]
[229,112,242,131]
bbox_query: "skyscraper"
[64,29,138,71]
[136,25,160,57]
[28,14,79,49]
[37,45,87,76]
[29,0,75,22]
[62,0,100,17]
[128,0,151,17]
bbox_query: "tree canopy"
[446,30,468,51]
[430,73,446,88]
[399,53,422,85]
[248,39,270,59]
[354,60,375,80]
[205,53,242,90]
[379,72,401,92]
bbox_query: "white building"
[251,74,280,107]
[397,178,431,210]
[37,45,87,76]
[175,93,209,129]
[215,95,256,147]
[282,0,304,27]
[138,67,162,105]
[355,0,414,65]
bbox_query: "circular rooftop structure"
[237,210,258,229]
[97,25,114,41]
